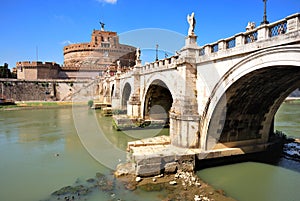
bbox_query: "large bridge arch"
[143,79,173,122]
[142,73,178,119]
[200,45,300,151]
[121,82,132,110]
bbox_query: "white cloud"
[61,40,74,45]
[96,0,117,4]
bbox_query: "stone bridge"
[99,13,300,175]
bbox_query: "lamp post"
[155,44,159,61]
[261,0,269,25]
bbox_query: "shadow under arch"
[200,45,300,151]
[143,79,173,123]
[111,84,115,98]
[121,82,131,110]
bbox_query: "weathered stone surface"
[164,162,178,174]
[162,155,176,164]
[0,79,88,101]
[178,161,194,172]
[136,163,162,177]
[114,162,135,177]
[136,156,162,166]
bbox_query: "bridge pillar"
[103,75,111,104]
[169,36,200,148]
[127,60,142,118]
[287,13,300,33]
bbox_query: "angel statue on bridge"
[187,12,196,36]
[136,47,141,61]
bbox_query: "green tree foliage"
[0,63,15,78]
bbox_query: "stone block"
[178,161,195,172]
[162,155,176,164]
[136,163,162,177]
[176,154,195,162]
[164,162,178,174]
[136,156,162,166]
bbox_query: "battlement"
[16,61,60,68]
[63,43,135,54]
[16,61,61,80]
[63,29,121,54]
[92,30,117,36]
[63,43,97,54]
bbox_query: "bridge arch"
[200,45,300,150]
[143,79,174,122]
[121,82,132,110]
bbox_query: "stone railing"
[140,56,178,73]
[198,13,300,57]
[117,56,179,79]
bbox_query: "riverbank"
[0,101,87,110]
[46,170,236,201]
[116,171,236,201]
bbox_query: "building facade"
[16,28,136,80]
[61,29,136,79]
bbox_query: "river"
[198,102,300,201]
[0,102,299,201]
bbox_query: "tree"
[0,63,13,78]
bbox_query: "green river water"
[0,102,299,201]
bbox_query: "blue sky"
[1,0,299,68]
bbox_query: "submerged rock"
[138,183,164,192]
[86,178,96,183]
[51,185,90,196]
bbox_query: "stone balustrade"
[140,56,178,73]
[118,56,179,79]
[198,13,300,58]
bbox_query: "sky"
[1,0,299,68]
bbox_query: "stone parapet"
[197,13,300,63]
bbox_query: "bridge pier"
[127,94,141,117]
[126,60,142,118]
[169,113,200,148]
[168,34,201,149]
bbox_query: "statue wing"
[187,14,190,23]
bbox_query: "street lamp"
[261,0,269,25]
[156,44,159,61]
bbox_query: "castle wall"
[58,71,101,79]
[63,45,136,67]
[16,61,60,80]
[0,79,88,101]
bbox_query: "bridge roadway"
[98,13,300,176]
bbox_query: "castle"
[16,26,136,80]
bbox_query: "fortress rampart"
[16,61,60,80]
[0,79,90,101]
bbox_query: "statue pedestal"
[185,35,197,47]
[135,60,142,67]
[179,35,199,59]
